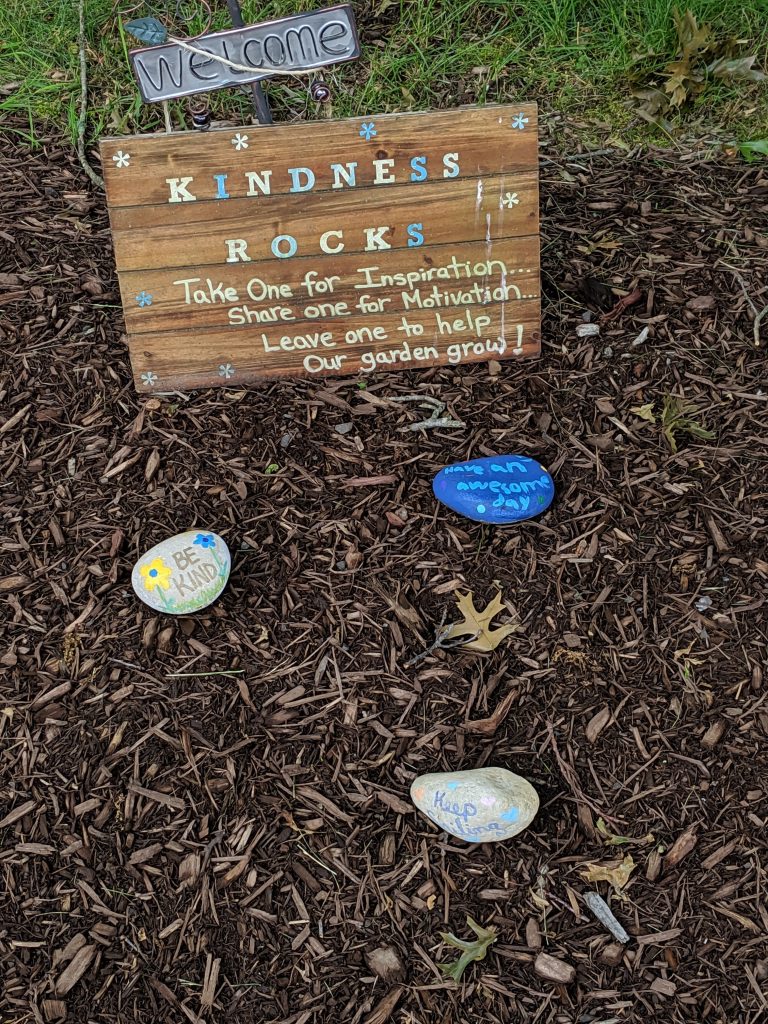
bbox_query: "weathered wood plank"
[101,102,541,390]
[129,299,540,390]
[110,174,538,272]
[119,236,540,335]
[99,104,538,207]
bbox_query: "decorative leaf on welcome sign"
[124,17,169,46]
[442,591,517,653]
[580,854,636,897]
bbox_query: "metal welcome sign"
[103,3,541,393]
[129,5,359,103]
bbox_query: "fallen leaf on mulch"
[596,818,655,846]
[442,591,517,653]
[581,854,636,894]
[438,916,497,982]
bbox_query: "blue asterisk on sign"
[136,290,153,307]
[511,113,529,130]
[359,121,377,141]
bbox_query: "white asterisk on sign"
[141,371,157,387]
[511,113,529,130]
[501,192,520,209]
[359,122,377,141]
[218,363,235,379]
[231,133,249,151]
[112,150,130,168]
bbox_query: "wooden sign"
[100,104,540,391]
[129,5,360,103]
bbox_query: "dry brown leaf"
[442,591,517,653]
[581,854,635,894]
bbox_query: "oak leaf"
[580,854,635,897]
[442,591,517,653]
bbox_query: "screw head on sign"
[190,104,211,130]
[310,80,331,103]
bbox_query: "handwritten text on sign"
[99,104,540,391]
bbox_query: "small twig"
[390,395,465,432]
[167,670,245,678]
[76,0,104,190]
[539,148,615,166]
[721,263,766,347]
[583,892,630,944]
[404,610,479,667]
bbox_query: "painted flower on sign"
[140,371,158,387]
[135,291,153,307]
[511,113,529,130]
[231,133,249,151]
[218,363,235,379]
[140,557,172,591]
[501,192,520,208]
[112,150,131,168]
[359,121,377,141]
[194,533,216,549]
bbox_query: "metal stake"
[224,0,272,124]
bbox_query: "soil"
[1,122,767,1024]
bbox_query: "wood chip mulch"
[1,125,767,1023]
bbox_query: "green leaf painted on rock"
[125,17,168,46]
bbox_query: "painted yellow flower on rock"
[139,557,172,592]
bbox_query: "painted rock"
[432,454,554,524]
[131,530,230,614]
[410,767,539,843]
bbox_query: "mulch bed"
[1,121,767,1024]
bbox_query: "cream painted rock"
[131,530,230,614]
[410,767,539,843]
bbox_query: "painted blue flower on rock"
[136,290,153,307]
[511,113,529,130]
[194,533,216,549]
[359,121,377,141]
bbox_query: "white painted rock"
[131,530,230,614]
[410,767,539,843]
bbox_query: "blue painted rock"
[432,454,554,524]
[131,530,230,614]
[411,767,539,843]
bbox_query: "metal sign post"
[223,0,272,124]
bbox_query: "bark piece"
[534,952,575,984]
[55,944,96,995]
[365,945,406,984]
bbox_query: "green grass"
[1,0,767,145]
